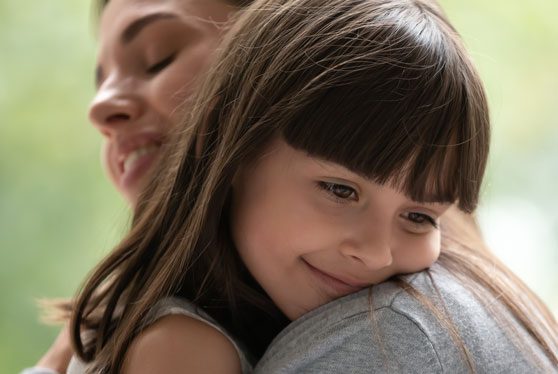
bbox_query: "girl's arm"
[122,314,242,374]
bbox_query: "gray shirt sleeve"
[255,266,556,374]
[255,300,443,373]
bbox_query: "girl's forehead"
[257,139,386,182]
[259,139,455,206]
[251,141,452,210]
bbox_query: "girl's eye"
[316,181,358,203]
[146,53,176,75]
[404,212,438,228]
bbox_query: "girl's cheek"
[422,235,442,268]
[396,231,441,272]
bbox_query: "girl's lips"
[303,259,367,297]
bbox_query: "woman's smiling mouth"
[110,133,164,194]
[119,144,160,191]
[122,144,160,175]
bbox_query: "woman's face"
[231,138,451,320]
[89,0,233,205]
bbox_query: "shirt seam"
[383,302,444,373]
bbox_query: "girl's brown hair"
[71,0,557,372]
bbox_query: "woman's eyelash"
[146,53,176,75]
[406,212,438,228]
[316,181,358,203]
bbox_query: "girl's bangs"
[282,53,488,212]
[215,0,489,212]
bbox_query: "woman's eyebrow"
[121,12,179,44]
[94,12,179,87]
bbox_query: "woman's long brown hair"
[68,0,557,372]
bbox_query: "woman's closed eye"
[316,181,358,204]
[146,53,177,75]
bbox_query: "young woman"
[89,0,250,206]
[30,0,252,372]
[60,0,556,372]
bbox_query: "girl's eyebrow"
[121,12,179,44]
[310,157,369,181]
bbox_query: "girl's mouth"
[302,259,367,297]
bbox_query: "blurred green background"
[0,0,556,371]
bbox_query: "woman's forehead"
[99,0,226,33]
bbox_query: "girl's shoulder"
[137,296,253,372]
[256,266,555,373]
[123,311,241,374]
[67,297,253,374]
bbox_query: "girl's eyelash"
[315,182,438,228]
[405,212,438,228]
[316,181,358,204]
[146,53,176,75]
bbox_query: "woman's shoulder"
[255,272,443,373]
[256,266,553,373]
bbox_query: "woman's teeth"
[123,145,158,174]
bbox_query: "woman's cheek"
[152,71,195,121]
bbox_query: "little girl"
[62,0,557,372]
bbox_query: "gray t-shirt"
[255,265,556,373]
[66,297,254,374]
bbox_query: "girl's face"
[231,138,451,320]
[89,0,233,205]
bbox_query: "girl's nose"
[339,227,394,270]
[340,242,393,270]
[88,83,143,137]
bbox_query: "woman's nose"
[88,82,143,137]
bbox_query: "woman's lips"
[303,259,368,297]
[119,144,160,191]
